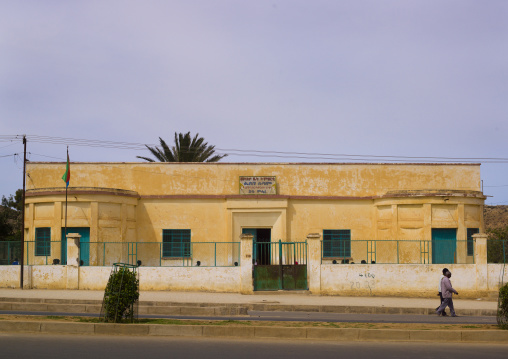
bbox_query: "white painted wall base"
[0,263,506,298]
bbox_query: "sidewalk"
[1,288,506,343]
[0,288,498,311]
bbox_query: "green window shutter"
[162,229,191,257]
[323,229,351,258]
[35,227,51,256]
[467,228,479,256]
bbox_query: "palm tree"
[137,132,227,162]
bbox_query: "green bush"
[498,282,508,330]
[102,266,139,323]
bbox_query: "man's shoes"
[436,311,442,316]
[451,314,459,317]
[442,312,448,316]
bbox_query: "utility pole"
[20,135,26,289]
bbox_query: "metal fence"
[0,241,241,267]
[321,240,476,264]
[253,240,307,266]
[0,241,22,265]
[2,239,506,266]
[487,239,508,264]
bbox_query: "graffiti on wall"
[350,272,376,295]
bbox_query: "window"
[35,227,51,256]
[162,229,191,257]
[467,228,479,256]
[323,230,351,258]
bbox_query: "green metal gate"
[432,228,457,264]
[253,240,307,291]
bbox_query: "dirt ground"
[0,314,502,331]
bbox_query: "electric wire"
[3,134,508,163]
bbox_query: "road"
[0,333,507,359]
[0,309,497,324]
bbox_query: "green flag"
[62,150,70,187]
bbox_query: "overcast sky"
[1,1,507,205]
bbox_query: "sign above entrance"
[239,176,276,195]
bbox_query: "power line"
[5,134,508,163]
[28,153,66,161]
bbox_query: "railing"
[253,240,307,265]
[0,241,241,267]
[0,241,22,265]
[487,239,508,264]
[321,240,475,264]
[3,239,505,266]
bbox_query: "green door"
[432,228,457,264]
[61,227,90,266]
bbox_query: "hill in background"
[484,205,508,230]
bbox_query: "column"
[307,233,321,294]
[66,233,81,289]
[423,204,432,264]
[240,233,254,294]
[391,204,398,240]
[473,233,488,294]
[456,203,466,263]
[90,202,99,265]
[52,202,62,264]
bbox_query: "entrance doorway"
[242,228,307,291]
[242,228,271,265]
[61,227,90,266]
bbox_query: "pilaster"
[307,233,322,294]
[66,233,81,289]
[473,233,488,294]
[240,233,254,294]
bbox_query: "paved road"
[0,310,498,324]
[0,333,507,359]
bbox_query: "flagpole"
[20,135,26,289]
[64,146,68,243]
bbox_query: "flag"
[62,149,70,187]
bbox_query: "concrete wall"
[26,162,482,197]
[319,264,507,298]
[487,264,508,290]
[0,265,241,292]
[0,263,505,297]
[137,267,240,292]
[30,265,67,289]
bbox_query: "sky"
[0,1,507,205]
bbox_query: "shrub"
[101,266,139,323]
[498,282,508,330]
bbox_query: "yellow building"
[23,162,484,268]
[3,161,503,296]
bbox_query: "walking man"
[436,267,449,316]
[436,270,459,317]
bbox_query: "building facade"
[22,162,484,266]
[3,161,506,296]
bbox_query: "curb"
[0,320,507,343]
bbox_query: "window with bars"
[162,229,191,258]
[35,227,51,256]
[467,228,479,256]
[323,229,351,258]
